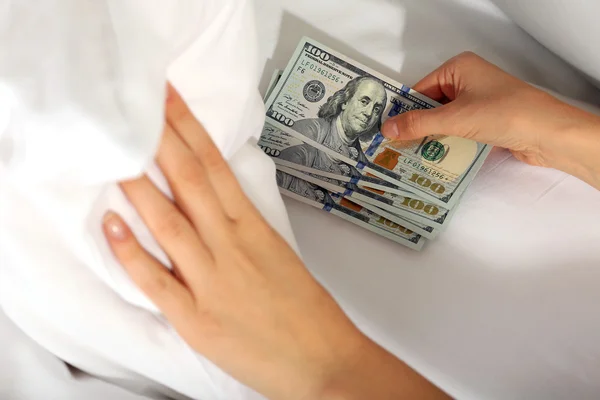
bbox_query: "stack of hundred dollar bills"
[259,37,492,251]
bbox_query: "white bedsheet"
[0,309,148,400]
[1,0,599,399]
[0,1,293,399]
[257,1,600,399]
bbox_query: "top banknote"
[264,37,492,208]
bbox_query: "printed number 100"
[376,217,414,235]
[408,173,445,194]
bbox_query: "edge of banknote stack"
[257,37,492,251]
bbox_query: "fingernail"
[103,211,128,241]
[166,83,174,102]
[382,119,399,138]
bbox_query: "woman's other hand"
[102,85,449,400]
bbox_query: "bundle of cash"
[259,37,492,250]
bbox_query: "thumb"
[382,102,468,141]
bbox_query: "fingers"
[382,52,487,141]
[382,101,470,140]
[120,174,214,279]
[411,68,455,103]
[155,125,233,249]
[165,83,254,220]
[382,55,463,140]
[411,51,487,102]
[411,54,462,102]
[102,211,196,322]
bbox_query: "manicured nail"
[381,119,399,138]
[103,211,128,241]
[166,83,176,103]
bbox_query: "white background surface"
[255,1,600,399]
[1,0,600,399]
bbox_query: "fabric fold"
[0,1,297,398]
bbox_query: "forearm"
[316,335,450,400]
[563,122,600,190]
[543,100,600,190]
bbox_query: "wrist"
[314,335,449,400]
[272,323,372,400]
[544,105,600,189]
[302,331,372,400]
[314,334,377,400]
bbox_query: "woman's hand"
[102,85,448,400]
[382,52,600,189]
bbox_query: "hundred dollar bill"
[276,165,443,238]
[263,72,428,198]
[264,37,492,209]
[276,165,437,239]
[277,171,425,251]
[262,72,412,196]
[349,197,438,241]
[264,69,283,101]
[259,123,454,229]
[259,123,410,196]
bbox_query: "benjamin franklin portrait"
[277,76,388,191]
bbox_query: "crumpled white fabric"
[0,1,298,399]
[491,0,600,88]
